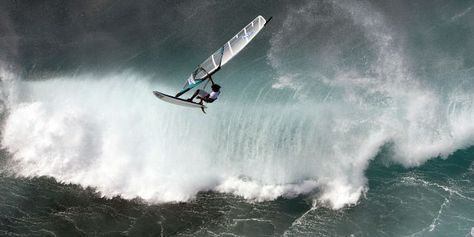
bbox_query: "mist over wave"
[1,0,474,209]
[0,71,369,207]
[268,0,474,165]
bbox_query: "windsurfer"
[187,76,221,104]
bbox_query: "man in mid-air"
[187,76,221,104]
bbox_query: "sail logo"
[241,31,254,40]
[187,76,196,85]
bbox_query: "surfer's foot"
[186,98,193,102]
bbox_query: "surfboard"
[153,91,207,109]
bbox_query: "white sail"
[176,15,269,97]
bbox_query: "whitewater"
[1,0,474,213]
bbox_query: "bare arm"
[209,75,215,85]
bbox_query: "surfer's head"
[211,84,221,92]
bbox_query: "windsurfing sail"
[176,15,270,97]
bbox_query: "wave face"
[1,0,474,208]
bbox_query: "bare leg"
[187,90,200,101]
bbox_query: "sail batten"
[228,42,234,55]
[211,55,217,67]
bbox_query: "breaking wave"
[1,0,474,209]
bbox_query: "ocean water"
[0,0,473,236]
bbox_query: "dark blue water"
[0,148,472,236]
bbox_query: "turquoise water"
[0,0,473,236]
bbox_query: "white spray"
[1,1,474,209]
